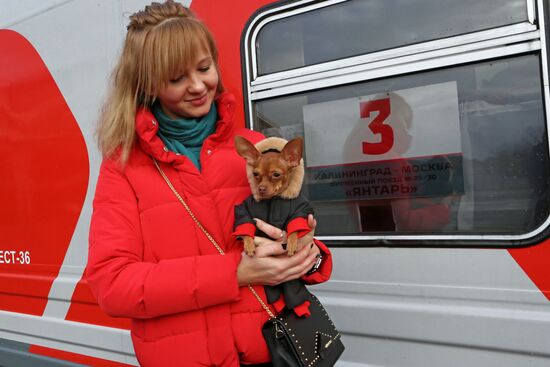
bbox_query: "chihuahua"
[233,135,313,257]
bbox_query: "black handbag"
[261,290,344,367]
[153,158,345,367]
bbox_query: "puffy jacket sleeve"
[302,239,332,285]
[86,159,241,319]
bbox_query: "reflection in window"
[257,0,528,74]
[254,55,550,235]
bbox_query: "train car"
[1,0,549,366]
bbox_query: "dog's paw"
[286,232,297,256]
[243,236,256,257]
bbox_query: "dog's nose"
[258,185,267,194]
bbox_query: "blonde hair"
[97,0,223,164]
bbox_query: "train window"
[253,54,550,236]
[256,0,530,75]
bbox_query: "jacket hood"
[247,137,304,201]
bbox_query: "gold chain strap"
[247,284,276,319]
[152,159,224,254]
[152,158,276,319]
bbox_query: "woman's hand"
[236,214,319,286]
[236,242,318,286]
[254,214,317,253]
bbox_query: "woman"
[86,1,332,366]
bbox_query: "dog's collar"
[261,148,281,154]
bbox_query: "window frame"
[241,0,550,246]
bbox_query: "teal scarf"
[152,102,218,170]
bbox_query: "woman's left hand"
[254,214,319,256]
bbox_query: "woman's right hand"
[236,240,318,287]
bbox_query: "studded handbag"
[260,290,344,367]
[153,158,345,367]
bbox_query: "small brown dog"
[233,135,313,256]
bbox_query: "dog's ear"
[234,136,260,164]
[281,137,303,168]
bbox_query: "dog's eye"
[272,172,281,178]
[253,172,260,179]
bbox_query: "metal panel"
[0,311,137,365]
[0,338,86,367]
[315,247,550,366]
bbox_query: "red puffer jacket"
[87,92,333,367]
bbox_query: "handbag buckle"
[274,322,284,339]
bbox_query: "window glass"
[257,0,529,75]
[254,55,550,236]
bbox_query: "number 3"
[360,97,393,155]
